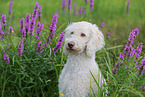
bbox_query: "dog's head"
[63,21,105,57]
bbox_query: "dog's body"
[59,21,107,97]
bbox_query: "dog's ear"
[86,24,105,57]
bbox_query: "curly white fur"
[59,21,107,97]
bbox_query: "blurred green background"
[0,0,145,96]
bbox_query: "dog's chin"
[67,48,84,54]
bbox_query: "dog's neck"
[66,52,96,67]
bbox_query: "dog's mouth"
[67,47,83,54]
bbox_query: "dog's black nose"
[68,42,75,49]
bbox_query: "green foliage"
[0,0,145,97]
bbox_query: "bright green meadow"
[0,0,145,97]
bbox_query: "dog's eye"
[71,32,74,35]
[81,33,86,37]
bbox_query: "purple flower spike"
[35,21,43,39]
[47,13,59,43]
[100,22,105,28]
[1,14,7,25]
[58,32,65,42]
[62,0,67,12]
[25,13,31,33]
[85,0,89,5]
[21,28,26,40]
[79,6,83,14]
[134,43,143,59]
[90,0,94,11]
[53,42,63,53]
[20,18,25,32]
[0,30,3,39]
[30,19,35,36]
[4,54,10,64]
[141,86,145,91]
[8,0,14,15]
[36,41,43,54]
[34,2,39,11]
[73,2,77,15]
[17,41,24,56]
[32,2,39,20]
[1,14,7,34]
[53,32,65,53]
[126,0,130,15]
[0,22,1,29]
[8,26,13,37]
[114,61,121,67]
[38,5,42,21]
[107,32,111,38]
[133,28,139,38]
[0,23,3,39]
[68,0,72,11]
[83,9,86,14]
[112,68,117,74]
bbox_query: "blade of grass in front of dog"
[90,70,100,90]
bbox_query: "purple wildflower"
[47,13,58,43]
[112,68,117,74]
[34,2,39,11]
[85,0,89,5]
[136,57,145,76]
[44,41,47,47]
[135,65,139,71]
[134,43,143,59]
[17,41,24,56]
[122,28,139,60]
[53,32,64,53]
[35,21,43,39]
[100,22,105,28]
[0,30,3,39]
[90,0,94,11]
[21,28,26,39]
[20,18,25,32]
[38,5,42,21]
[8,26,13,37]
[1,14,7,26]
[73,2,77,15]
[36,41,43,54]
[32,2,39,19]
[25,13,31,33]
[0,22,1,29]
[4,54,10,64]
[1,14,7,34]
[62,0,67,12]
[83,9,86,14]
[107,32,111,38]
[141,86,145,91]
[126,0,130,15]
[7,43,10,46]
[114,61,121,67]
[30,19,35,36]
[58,32,65,42]
[125,66,131,69]
[53,32,65,53]
[79,6,83,15]
[53,42,63,53]
[68,0,72,11]
[8,0,14,15]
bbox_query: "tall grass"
[0,0,145,97]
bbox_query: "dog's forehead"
[65,23,92,33]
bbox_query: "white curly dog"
[59,21,107,97]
